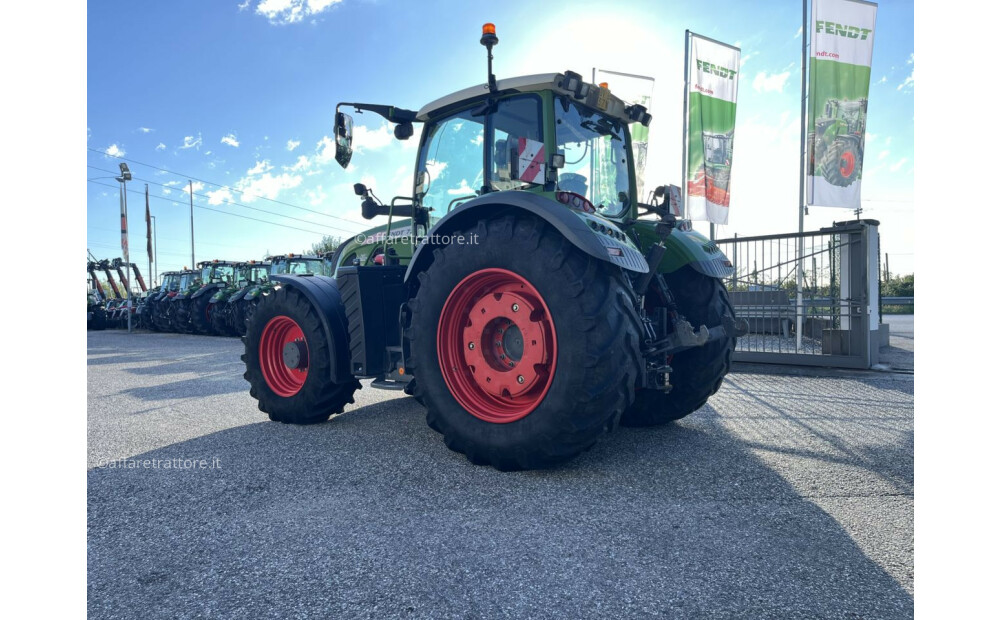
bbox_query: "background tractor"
[167,269,203,333]
[808,97,868,187]
[149,271,182,331]
[174,260,238,335]
[210,260,271,336]
[86,261,108,331]
[238,255,324,332]
[242,25,743,470]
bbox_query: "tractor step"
[370,378,407,391]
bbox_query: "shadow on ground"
[89,396,913,619]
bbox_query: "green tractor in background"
[174,260,238,335]
[239,254,325,332]
[167,269,203,333]
[211,260,271,336]
[149,271,182,331]
[242,25,744,470]
[808,97,868,187]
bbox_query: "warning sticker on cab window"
[517,137,545,185]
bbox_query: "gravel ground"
[88,330,913,619]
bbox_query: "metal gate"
[714,220,881,369]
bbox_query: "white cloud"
[181,181,205,195]
[795,25,802,39]
[889,158,908,173]
[878,150,890,161]
[254,0,343,24]
[155,142,166,151]
[206,187,234,205]
[353,123,394,152]
[897,72,913,92]
[138,127,154,133]
[104,144,125,158]
[752,70,791,93]
[247,160,274,175]
[235,172,303,202]
[237,0,250,10]
[179,134,203,150]
[221,133,240,148]
[885,136,892,147]
[305,185,327,206]
[164,180,181,187]
[287,139,300,151]
[875,75,887,85]
[285,155,312,172]
[907,52,913,65]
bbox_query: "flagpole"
[146,184,152,290]
[796,0,809,352]
[681,30,691,220]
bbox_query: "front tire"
[819,139,861,187]
[621,269,735,427]
[243,285,360,424]
[407,215,642,471]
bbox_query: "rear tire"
[243,285,360,424]
[621,269,735,427]
[407,215,642,471]
[189,294,215,335]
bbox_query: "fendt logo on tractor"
[241,23,746,471]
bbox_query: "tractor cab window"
[288,259,323,275]
[555,98,631,218]
[417,109,485,214]
[490,95,544,191]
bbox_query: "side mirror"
[394,122,414,140]
[334,112,354,168]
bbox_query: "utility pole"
[151,215,158,286]
[189,180,195,268]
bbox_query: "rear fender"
[270,275,355,385]
[403,191,648,284]
[191,282,223,299]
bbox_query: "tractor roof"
[416,71,648,127]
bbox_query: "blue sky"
[87,0,914,279]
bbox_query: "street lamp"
[115,163,133,332]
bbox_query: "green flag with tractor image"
[806,0,878,208]
[686,33,740,226]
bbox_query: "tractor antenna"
[480,23,499,92]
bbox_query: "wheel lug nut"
[468,342,475,350]
[512,303,519,312]
[517,375,524,384]
[508,361,515,368]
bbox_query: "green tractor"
[210,260,271,336]
[808,97,868,187]
[242,26,743,470]
[173,260,238,335]
[148,271,182,331]
[239,254,324,332]
[166,268,203,333]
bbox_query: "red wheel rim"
[437,268,557,423]
[259,315,309,397]
[840,151,856,177]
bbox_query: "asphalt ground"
[88,329,913,619]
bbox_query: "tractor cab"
[267,254,324,276]
[198,260,238,286]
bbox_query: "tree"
[881,274,914,298]
[307,235,342,256]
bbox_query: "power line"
[87,147,365,227]
[87,165,361,236]
[87,179,338,237]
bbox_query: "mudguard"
[191,282,224,299]
[228,285,251,303]
[270,274,355,385]
[631,221,735,279]
[404,191,648,283]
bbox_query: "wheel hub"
[438,268,557,423]
[282,339,308,370]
